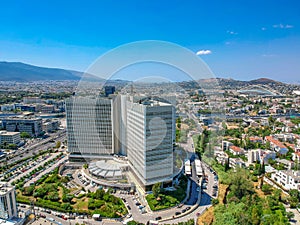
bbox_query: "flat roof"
[0,131,20,136]
[0,182,14,195]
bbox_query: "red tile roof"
[265,136,286,149]
[230,145,242,152]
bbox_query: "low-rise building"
[214,150,229,165]
[276,159,294,170]
[36,104,55,113]
[249,136,263,143]
[0,131,20,145]
[265,136,288,155]
[23,97,42,104]
[248,149,276,164]
[248,149,261,164]
[222,140,233,151]
[229,145,244,156]
[271,170,300,191]
[292,152,300,162]
[3,117,43,137]
[0,105,15,112]
[43,119,60,133]
[229,158,245,169]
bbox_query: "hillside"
[0,61,83,82]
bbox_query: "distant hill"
[0,61,289,87]
[248,78,282,85]
[211,77,284,87]
[0,61,102,82]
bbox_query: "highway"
[1,130,66,166]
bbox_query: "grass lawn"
[74,197,89,211]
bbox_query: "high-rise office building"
[66,94,175,189]
[0,182,17,219]
[127,98,174,189]
[66,97,114,160]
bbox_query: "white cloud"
[227,30,238,35]
[262,54,278,57]
[196,50,212,55]
[273,23,293,29]
[261,27,267,31]
[285,24,294,28]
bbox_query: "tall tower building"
[127,98,174,189]
[66,97,114,160]
[0,182,17,219]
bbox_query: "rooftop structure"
[88,160,128,180]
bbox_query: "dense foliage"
[213,168,290,225]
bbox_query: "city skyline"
[0,1,300,83]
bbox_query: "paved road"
[1,130,66,166]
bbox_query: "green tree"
[251,206,260,225]
[176,117,181,129]
[273,189,282,202]
[229,169,253,199]
[152,182,161,198]
[55,141,61,148]
[261,184,272,195]
[20,132,31,138]
[83,164,88,169]
[268,115,275,124]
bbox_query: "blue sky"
[0,0,300,82]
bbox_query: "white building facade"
[0,131,20,146]
[127,99,174,189]
[271,170,300,191]
[0,182,17,219]
[66,97,114,159]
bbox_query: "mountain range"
[0,61,287,86]
[0,61,85,81]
